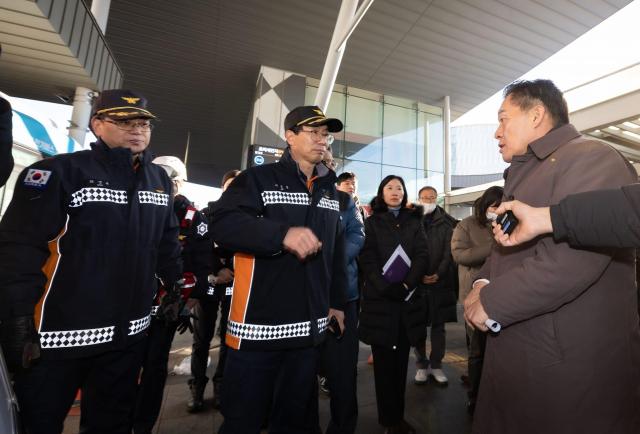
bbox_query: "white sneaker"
[428,367,448,385]
[414,368,428,384]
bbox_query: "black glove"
[176,312,197,334]
[0,316,40,374]
[382,282,408,301]
[158,284,182,323]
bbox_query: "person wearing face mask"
[450,186,503,413]
[413,186,458,386]
[358,175,428,434]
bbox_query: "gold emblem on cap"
[313,109,324,116]
[121,96,140,104]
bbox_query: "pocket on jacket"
[524,312,563,367]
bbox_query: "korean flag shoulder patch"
[23,168,52,189]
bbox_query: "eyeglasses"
[299,128,335,145]
[102,119,154,132]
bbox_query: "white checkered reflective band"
[129,314,151,335]
[138,191,169,206]
[225,286,233,296]
[69,187,128,208]
[150,306,159,316]
[317,316,329,333]
[228,317,329,341]
[261,191,310,207]
[317,197,339,212]
[207,286,215,296]
[40,326,115,349]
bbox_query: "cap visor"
[312,118,343,132]
[103,110,156,120]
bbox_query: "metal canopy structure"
[0,0,122,100]
[1,0,632,184]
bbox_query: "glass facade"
[305,83,444,204]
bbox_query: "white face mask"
[486,211,498,222]
[423,203,437,214]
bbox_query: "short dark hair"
[221,169,241,188]
[371,175,408,213]
[503,79,569,128]
[337,172,356,184]
[418,186,437,197]
[474,186,504,225]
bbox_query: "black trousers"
[465,324,486,401]
[14,338,146,434]
[191,294,230,388]
[320,300,359,434]
[219,346,319,434]
[371,323,411,428]
[132,318,178,434]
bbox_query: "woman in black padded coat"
[358,175,429,434]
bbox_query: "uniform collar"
[91,139,153,167]
[280,147,336,185]
[527,124,581,160]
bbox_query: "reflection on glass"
[417,112,444,172]
[382,165,420,203]
[305,86,346,158]
[383,104,417,168]
[416,170,444,199]
[342,160,381,205]
[345,96,382,163]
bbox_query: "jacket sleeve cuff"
[550,204,569,242]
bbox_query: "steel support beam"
[315,0,374,112]
[443,95,452,196]
[91,0,111,34]
[69,87,94,147]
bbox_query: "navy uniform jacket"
[173,194,211,300]
[0,140,182,359]
[202,201,234,303]
[211,148,347,351]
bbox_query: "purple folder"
[382,245,411,283]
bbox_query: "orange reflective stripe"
[306,175,318,193]
[226,253,255,349]
[34,216,69,330]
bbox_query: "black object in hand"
[0,315,41,373]
[497,211,519,235]
[328,315,343,339]
[383,282,407,301]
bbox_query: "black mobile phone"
[328,315,343,339]
[497,211,519,235]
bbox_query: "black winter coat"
[173,194,212,300]
[0,141,182,358]
[551,183,640,248]
[422,206,458,325]
[358,206,429,348]
[202,200,234,303]
[211,148,347,351]
[0,97,13,187]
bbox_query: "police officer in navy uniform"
[132,156,212,434]
[0,90,182,434]
[187,169,240,412]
